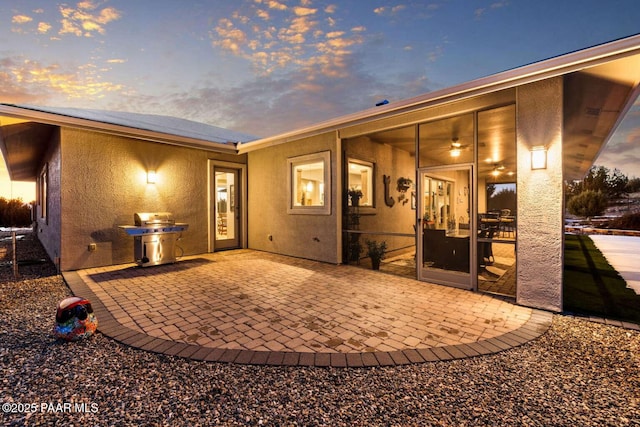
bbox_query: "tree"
[607,168,629,199]
[0,197,32,227]
[567,190,608,217]
[486,183,496,200]
[626,177,640,193]
[565,165,629,201]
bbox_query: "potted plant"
[365,239,387,270]
[396,177,413,204]
[348,236,362,262]
[396,177,413,193]
[348,187,363,206]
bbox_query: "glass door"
[214,167,241,250]
[418,165,474,289]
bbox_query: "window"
[287,151,331,215]
[39,164,47,222]
[347,159,374,207]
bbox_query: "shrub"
[605,213,640,231]
[0,197,33,227]
[567,190,607,217]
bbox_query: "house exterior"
[2,34,640,313]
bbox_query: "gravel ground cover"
[1,233,639,426]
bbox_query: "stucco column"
[516,77,564,312]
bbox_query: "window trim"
[287,151,331,215]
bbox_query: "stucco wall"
[247,133,339,263]
[59,128,244,271]
[35,129,62,269]
[344,135,416,256]
[516,78,564,312]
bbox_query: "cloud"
[293,6,317,16]
[596,105,640,178]
[12,15,33,24]
[475,1,510,19]
[37,22,52,34]
[256,9,270,21]
[58,0,122,37]
[112,47,434,139]
[0,56,124,103]
[265,0,287,11]
[213,19,248,55]
[324,4,337,14]
[373,5,406,16]
[211,2,365,79]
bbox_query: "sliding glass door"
[418,165,474,289]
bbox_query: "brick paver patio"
[63,249,551,367]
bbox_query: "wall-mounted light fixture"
[530,146,547,170]
[147,170,157,184]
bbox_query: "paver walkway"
[63,249,552,367]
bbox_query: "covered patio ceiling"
[0,117,55,181]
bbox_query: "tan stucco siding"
[59,127,244,271]
[516,77,564,312]
[247,132,340,263]
[35,129,62,268]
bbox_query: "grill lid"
[134,212,175,226]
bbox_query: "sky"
[1,0,640,201]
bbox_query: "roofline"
[237,33,640,154]
[0,104,239,154]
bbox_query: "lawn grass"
[563,234,640,324]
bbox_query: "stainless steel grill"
[119,212,188,267]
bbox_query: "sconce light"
[306,181,314,192]
[147,170,157,184]
[530,146,547,170]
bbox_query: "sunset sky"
[1,0,640,201]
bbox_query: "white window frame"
[287,151,331,215]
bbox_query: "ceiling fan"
[449,137,470,157]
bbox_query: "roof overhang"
[237,34,640,181]
[0,116,55,181]
[563,57,640,180]
[0,105,243,181]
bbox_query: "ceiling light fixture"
[450,137,462,157]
